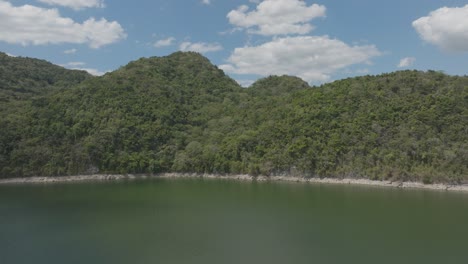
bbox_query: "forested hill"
[0,51,467,184]
[0,52,91,103]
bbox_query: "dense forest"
[0,51,467,184]
[0,52,91,102]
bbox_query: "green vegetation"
[0,51,467,183]
[0,52,91,102]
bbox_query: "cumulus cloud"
[154,37,175,48]
[413,5,468,52]
[219,36,381,83]
[227,0,326,36]
[0,1,126,48]
[38,0,105,10]
[398,57,416,68]
[201,0,210,5]
[179,41,223,53]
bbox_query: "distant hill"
[248,75,310,96]
[0,52,91,102]
[0,51,466,184]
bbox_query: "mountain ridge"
[0,51,466,184]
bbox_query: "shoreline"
[1,173,468,193]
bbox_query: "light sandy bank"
[0,173,467,193]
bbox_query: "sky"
[1,0,468,86]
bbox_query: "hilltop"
[0,52,91,102]
[0,52,466,184]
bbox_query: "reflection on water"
[1,178,468,264]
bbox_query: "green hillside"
[0,52,91,103]
[0,52,466,184]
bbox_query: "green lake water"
[1,178,468,264]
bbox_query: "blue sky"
[1,0,468,86]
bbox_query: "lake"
[1,178,467,264]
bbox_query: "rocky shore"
[1,173,467,192]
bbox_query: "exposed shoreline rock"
[0,173,467,193]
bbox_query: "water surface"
[1,178,467,264]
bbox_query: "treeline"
[0,51,467,184]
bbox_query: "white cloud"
[38,0,105,10]
[219,36,381,83]
[227,0,326,36]
[201,0,210,5]
[179,41,223,53]
[154,37,175,48]
[64,48,77,54]
[413,5,468,52]
[0,1,126,48]
[398,57,416,68]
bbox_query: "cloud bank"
[0,1,126,48]
[413,5,468,52]
[227,0,326,36]
[220,36,380,83]
[222,0,381,84]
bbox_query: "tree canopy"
[1,52,466,184]
[0,52,91,102]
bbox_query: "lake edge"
[1,173,468,192]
